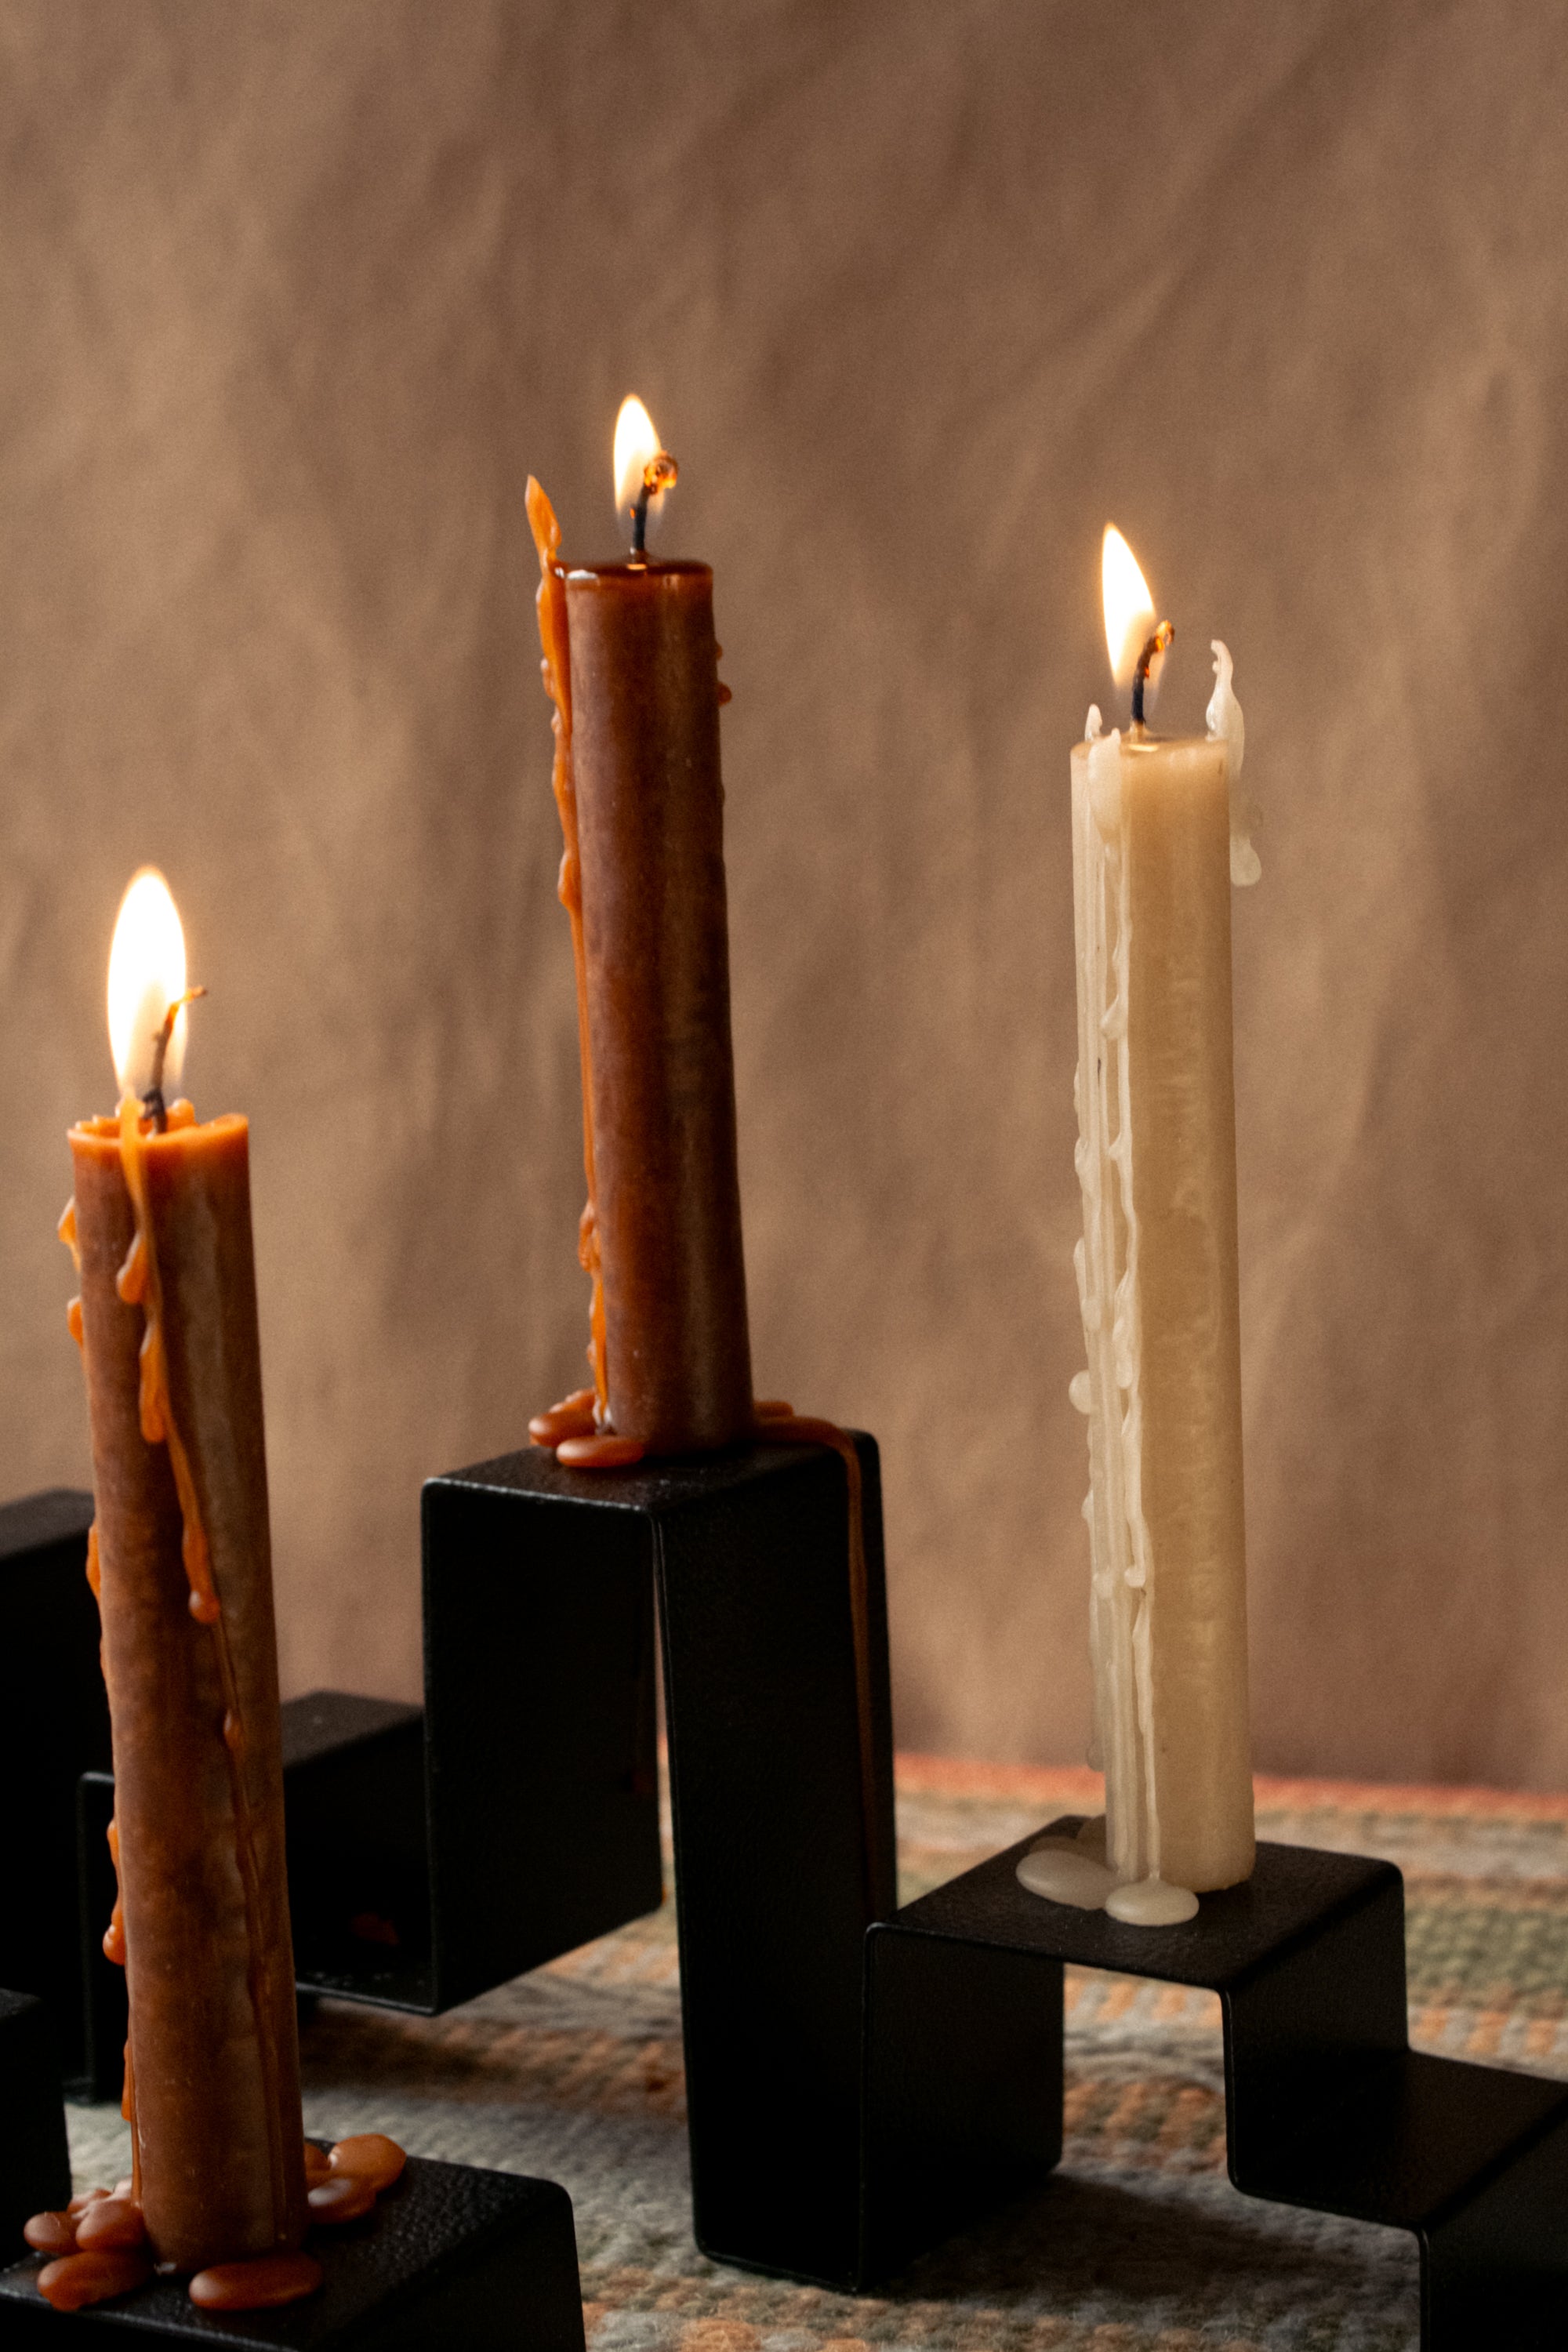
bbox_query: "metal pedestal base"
[873,1822,1568,2347]
[0,1998,69,2251]
[426,1446,1568,2347]
[17,1453,1567,2346]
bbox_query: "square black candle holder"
[0,2155,584,2350]
[423,1438,898,2288]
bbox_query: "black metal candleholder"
[872,1824,1568,2347]
[0,1997,70,2253]
[0,1493,107,2100]
[18,1440,1568,2347]
[424,1438,897,2287]
[423,1439,1568,2348]
[0,2155,584,2350]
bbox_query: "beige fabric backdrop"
[5,0,1567,1788]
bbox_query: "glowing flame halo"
[107,868,189,1100]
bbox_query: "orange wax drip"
[325,2134,407,2191]
[533,1385,883,1903]
[187,2254,322,2311]
[307,2174,374,2223]
[23,2135,405,2313]
[37,2249,152,2311]
[23,2212,77,2256]
[61,1202,85,1350]
[26,2184,150,2310]
[753,1402,886,1908]
[104,1091,292,2247]
[84,1564,137,2190]
[528,476,608,1423]
[557,1432,647,1468]
[73,2198,145,2251]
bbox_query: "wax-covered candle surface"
[58,871,305,2281]
[1043,533,1261,1920]
[564,555,753,1451]
[526,401,752,1462]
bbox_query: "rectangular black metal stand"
[425,1439,905,2286]
[0,2156,584,2350]
[0,1998,69,2252]
[19,1459,1562,2343]
[874,1826,1568,2350]
[426,1443,1568,2347]
[0,1494,107,2100]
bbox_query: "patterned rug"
[66,1762,1568,2350]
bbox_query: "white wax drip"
[1014,1817,1198,1926]
[1069,717,1159,1888]
[1206,641,1258,887]
[1015,1843,1116,1909]
[1105,1878,1199,1926]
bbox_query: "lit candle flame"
[612,395,677,543]
[107,868,188,1098]
[1102,525,1158,691]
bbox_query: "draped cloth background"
[4,0,1566,1788]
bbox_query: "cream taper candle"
[1059,529,1259,1917]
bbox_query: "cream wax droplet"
[1069,1371,1092,1414]
[1105,1877,1200,1927]
[1016,1842,1117,1910]
[1206,641,1259,888]
[1088,728,1122,839]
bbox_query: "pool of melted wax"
[20,2133,408,2313]
[188,2252,323,2311]
[1014,1815,1200,1925]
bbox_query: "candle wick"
[629,450,678,559]
[1130,621,1174,730]
[140,987,207,1133]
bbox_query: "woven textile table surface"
[66,1761,1568,2351]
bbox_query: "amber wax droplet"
[307,2175,376,2223]
[73,2198,147,2252]
[23,2212,78,2256]
[326,2133,407,2191]
[187,2252,324,2311]
[38,2249,152,2311]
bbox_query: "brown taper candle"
[564,557,753,1451]
[528,471,754,1458]
[64,1102,305,2273]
